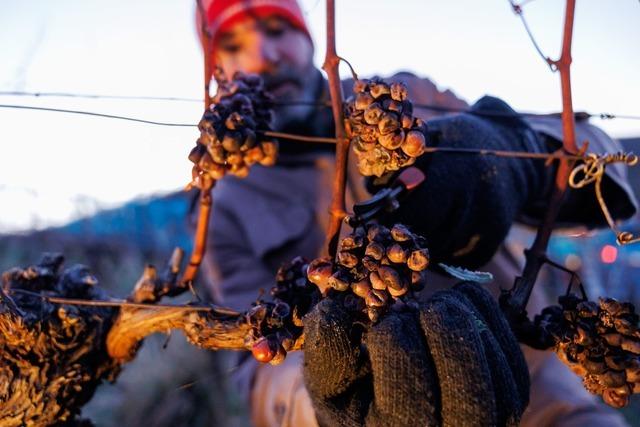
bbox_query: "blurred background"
[1,0,639,425]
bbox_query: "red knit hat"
[197,0,311,47]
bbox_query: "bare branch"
[505,0,580,312]
[323,0,350,258]
[106,305,260,362]
[179,186,214,286]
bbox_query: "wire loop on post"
[568,153,604,188]
[569,152,640,245]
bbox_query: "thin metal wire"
[0,104,197,127]
[508,0,556,71]
[260,130,337,144]
[259,130,596,163]
[0,103,619,161]
[0,91,201,102]
[0,104,635,166]
[273,100,332,107]
[598,113,640,121]
[0,90,333,108]
[257,133,594,162]
[7,288,228,313]
[433,146,582,162]
[410,103,570,118]
[2,93,639,120]
[422,145,585,161]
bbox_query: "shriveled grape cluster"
[345,78,429,177]
[247,257,319,365]
[307,223,429,322]
[1,254,120,425]
[271,256,320,325]
[535,294,640,408]
[188,72,277,187]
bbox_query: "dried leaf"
[438,263,493,283]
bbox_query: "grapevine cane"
[323,0,350,259]
[180,186,213,285]
[181,0,216,285]
[504,0,580,314]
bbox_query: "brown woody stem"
[178,0,215,288]
[508,0,579,311]
[323,0,350,258]
[106,304,304,362]
[107,305,242,362]
[180,184,214,285]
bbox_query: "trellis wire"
[508,0,556,70]
[2,93,639,121]
[0,104,196,127]
[6,288,241,314]
[0,91,201,102]
[0,103,633,163]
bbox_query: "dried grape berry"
[251,336,279,363]
[535,294,640,408]
[307,222,430,322]
[188,72,277,188]
[246,256,319,365]
[345,78,429,177]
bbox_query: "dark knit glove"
[302,282,530,427]
[371,96,552,270]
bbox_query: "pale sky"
[0,0,638,232]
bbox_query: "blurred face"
[213,16,317,128]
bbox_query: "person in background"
[197,0,637,425]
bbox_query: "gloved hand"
[302,282,530,427]
[370,96,553,270]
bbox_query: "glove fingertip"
[365,312,441,427]
[478,323,526,426]
[453,281,530,406]
[302,298,365,400]
[420,292,498,426]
